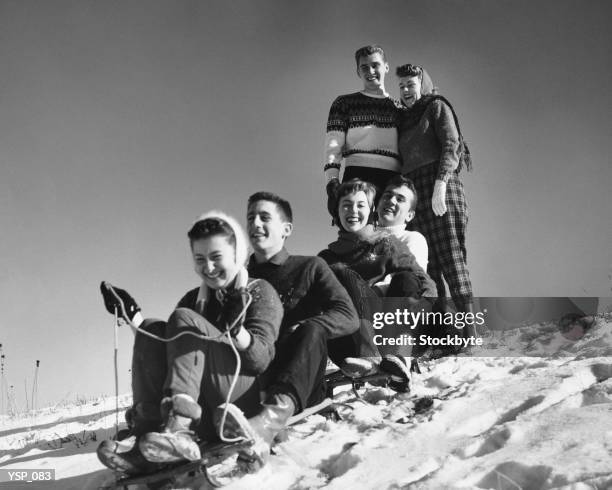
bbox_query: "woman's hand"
[432,180,448,216]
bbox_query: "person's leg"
[386,271,421,298]
[430,173,474,338]
[328,265,380,362]
[97,318,168,475]
[267,324,328,413]
[130,319,167,433]
[163,307,261,441]
[140,307,227,463]
[213,325,327,473]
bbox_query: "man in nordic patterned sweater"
[324,44,403,220]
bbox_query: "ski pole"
[113,306,119,439]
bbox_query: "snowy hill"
[1,316,611,490]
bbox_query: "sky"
[1,0,611,409]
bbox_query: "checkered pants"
[406,162,473,307]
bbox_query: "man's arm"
[432,99,461,183]
[405,232,429,271]
[324,96,347,183]
[297,257,359,339]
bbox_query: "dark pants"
[328,266,422,363]
[343,166,399,196]
[264,324,328,413]
[131,309,262,438]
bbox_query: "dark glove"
[221,288,249,337]
[326,178,340,225]
[100,281,141,321]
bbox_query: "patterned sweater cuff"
[324,166,341,182]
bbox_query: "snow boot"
[340,357,378,378]
[214,392,296,472]
[139,394,202,463]
[96,402,163,474]
[379,355,411,392]
[97,435,164,475]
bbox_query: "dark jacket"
[248,248,359,340]
[318,230,437,297]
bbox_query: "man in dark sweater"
[215,191,359,470]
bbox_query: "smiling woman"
[396,63,475,338]
[96,210,283,475]
[318,179,437,360]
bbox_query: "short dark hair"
[248,191,293,223]
[354,45,386,68]
[383,175,418,212]
[187,217,236,247]
[395,63,422,80]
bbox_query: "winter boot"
[379,355,411,392]
[340,357,378,378]
[96,402,163,474]
[214,393,296,472]
[461,301,477,341]
[139,394,202,464]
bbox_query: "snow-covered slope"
[1,316,611,490]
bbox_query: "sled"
[110,397,336,489]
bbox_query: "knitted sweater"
[398,98,460,182]
[324,92,402,182]
[318,231,437,297]
[248,249,359,340]
[176,278,282,374]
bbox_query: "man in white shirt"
[376,174,428,270]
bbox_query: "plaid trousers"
[406,162,473,307]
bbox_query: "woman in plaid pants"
[395,63,475,339]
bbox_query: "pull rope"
[106,283,253,443]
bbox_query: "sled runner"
[325,355,414,398]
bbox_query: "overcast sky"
[1,0,611,408]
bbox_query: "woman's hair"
[187,217,236,248]
[395,63,422,80]
[396,63,437,96]
[336,178,377,210]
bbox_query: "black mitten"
[221,288,249,337]
[100,281,141,321]
[326,179,340,225]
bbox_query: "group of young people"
[96,44,474,476]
